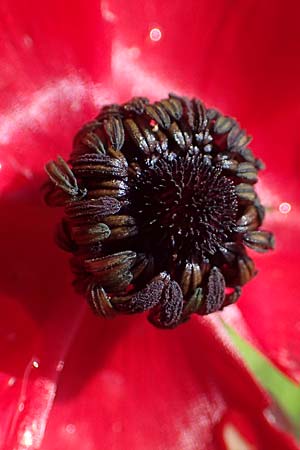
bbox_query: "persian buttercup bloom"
[0,0,299,449]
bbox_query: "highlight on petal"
[0,75,115,193]
[0,0,299,447]
[237,189,300,382]
[0,0,112,103]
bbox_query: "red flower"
[0,0,299,449]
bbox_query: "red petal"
[108,0,300,121]
[0,182,295,449]
[0,0,299,447]
[0,0,112,106]
[41,316,297,450]
[0,0,116,191]
[104,0,300,381]
[236,184,300,381]
[1,281,297,450]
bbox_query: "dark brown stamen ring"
[45,94,274,328]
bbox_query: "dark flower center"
[130,155,238,262]
[45,94,274,328]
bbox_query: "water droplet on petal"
[32,360,39,369]
[150,27,162,42]
[279,202,291,214]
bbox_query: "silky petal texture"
[0,1,299,450]
[237,192,300,381]
[41,317,296,450]
[0,0,112,103]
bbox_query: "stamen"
[45,95,274,328]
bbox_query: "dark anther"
[45,94,274,328]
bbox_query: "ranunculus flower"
[0,0,299,449]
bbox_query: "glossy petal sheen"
[238,190,300,381]
[0,0,299,449]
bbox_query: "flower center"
[130,156,238,263]
[45,94,275,328]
